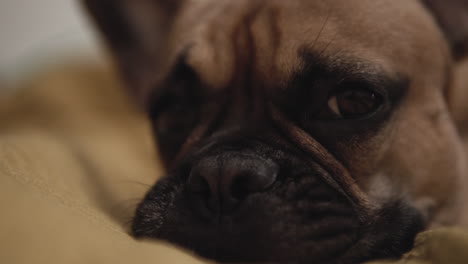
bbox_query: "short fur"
[83,0,468,263]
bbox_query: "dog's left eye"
[327,88,383,119]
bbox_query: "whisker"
[120,180,155,188]
[317,30,338,59]
[124,216,136,231]
[310,4,332,52]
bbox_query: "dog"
[83,0,468,263]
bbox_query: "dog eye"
[157,101,197,133]
[327,88,383,118]
[149,59,202,162]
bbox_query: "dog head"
[84,0,468,262]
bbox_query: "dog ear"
[422,0,468,60]
[82,0,182,103]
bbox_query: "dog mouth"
[132,154,424,264]
[134,172,355,262]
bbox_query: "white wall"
[0,0,102,84]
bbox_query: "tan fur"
[85,0,468,230]
[139,0,466,227]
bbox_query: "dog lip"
[291,160,365,216]
[131,141,423,263]
[341,200,425,262]
[131,176,183,238]
[132,170,423,263]
[137,171,363,262]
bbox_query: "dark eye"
[327,88,383,119]
[156,100,197,135]
[149,59,202,163]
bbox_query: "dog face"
[84,0,468,262]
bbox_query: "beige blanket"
[0,62,466,264]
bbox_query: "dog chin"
[132,166,425,264]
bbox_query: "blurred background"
[0,0,102,87]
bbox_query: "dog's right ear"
[82,0,183,103]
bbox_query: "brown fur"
[84,0,468,262]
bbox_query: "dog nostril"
[187,154,279,214]
[230,174,250,200]
[187,169,218,211]
[188,171,209,194]
[230,168,278,201]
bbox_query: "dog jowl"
[83,0,468,263]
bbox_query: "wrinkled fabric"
[0,63,466,264]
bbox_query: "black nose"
[187,152,278,213]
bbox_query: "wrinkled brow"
[271,49,409,114]
[295,49,408,90]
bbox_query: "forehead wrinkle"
[302,51,384,78]
[268,105,374,214]
[248,5,284,87]
[293,49,409,88]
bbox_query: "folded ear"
[82,0,182,102]
[423,0,468,60]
